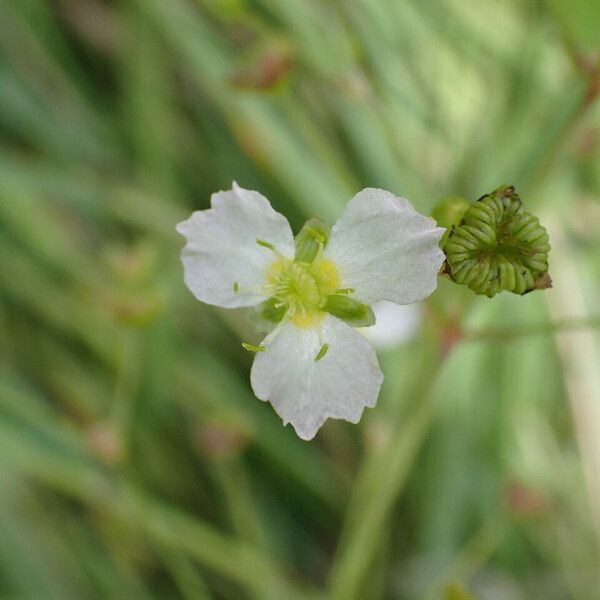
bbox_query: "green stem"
[523,55,600,196]
[110,328,142,466]
[122,487,308,599]
[462,315,600,343]
[156,546,216,600]
[419,509,512,600]
[327,354,440,599]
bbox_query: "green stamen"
[314,343,329,362]
[242,342,266,352]
[256,239,275,250]
[294,217,331,263]
[305,226,326,243]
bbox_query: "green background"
[1,0,600,598]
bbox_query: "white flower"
[177,183,445,440]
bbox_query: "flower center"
[267,257,340,327]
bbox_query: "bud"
[431,196,470,245]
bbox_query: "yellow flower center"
[267,256,341,327]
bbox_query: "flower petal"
[359,301,421,350]
[250,314,383,440]
[324,188,445,304]
[176,182,295,308]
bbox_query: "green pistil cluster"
[265,256,339,327]
[441,185,551,297]
[258,218,375,328]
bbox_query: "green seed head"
[442,185,551,297]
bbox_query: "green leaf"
[546,0,600,51]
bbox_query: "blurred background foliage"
[1,0,600,598]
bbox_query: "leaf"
[546,0,600,51]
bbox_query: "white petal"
[324,188,445,304]
[359,301,421,350]
[176,182,294,308]
[250,314,383,440]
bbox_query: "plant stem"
[327,347,440,599]
[419,509,511,600]
[462,315,600,343]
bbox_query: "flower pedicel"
[177,183,445,440]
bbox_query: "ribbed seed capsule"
[442,185,551,297]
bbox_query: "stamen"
[242,342,266,353]
[257,238,285,259]
[314,343,329,362]
[305,226,325,243]
[231,282,264,295]
[256,238,275,250]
